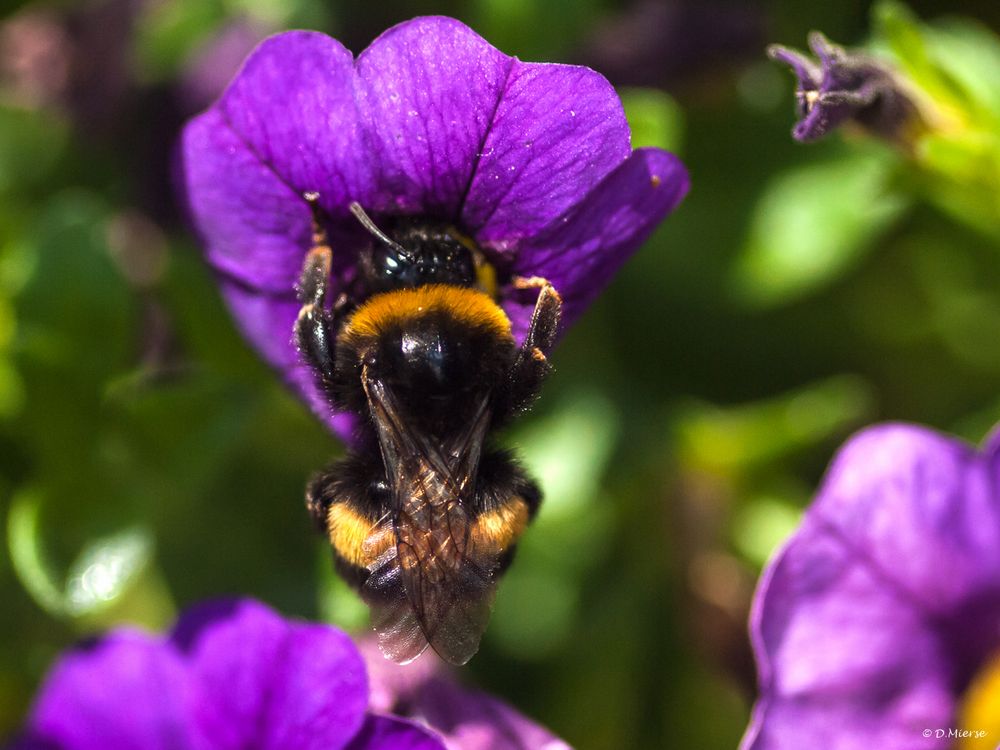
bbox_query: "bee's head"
[349,202,477,295]
[364,226,476,294]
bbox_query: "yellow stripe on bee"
[470,497,531,557]
[327,503,393,568]
[347,285,513,342]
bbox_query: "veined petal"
[355,16,514,218]
[462,61,631,254]
[360,640,570,750]
[216,31,374,219]
[505,148,688,341]
[260,623,369,750]
[181,108,314,295]
[807,425,1000,614]
[409,677,572,750]
[180,18,688,443]
[172,600,288,750]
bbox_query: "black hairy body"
[294,198,561,664]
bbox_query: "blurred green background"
[1,0,999,747]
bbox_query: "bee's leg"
[501,277,562,418]
[295,193,343,393]
[512,276,561,353]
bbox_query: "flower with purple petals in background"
[8,598,569,750]
[179,16,688,442]
[742,424,1000,750]
[768,31,924,145]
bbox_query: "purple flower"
[768,32,921,144]
[361,640,571,750]
[741,424,1000,749]
[179,17,688,440]
[9,599,569,750]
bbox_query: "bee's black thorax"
[333,285,515,436]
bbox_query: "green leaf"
[873,0,958,110]
[733,149,909,305]
[924,20,1000,123]
[732,496,803,567]
[675,375,875,475]
[469,0,601,60]
[7,489,65,616]
[0,106,69,194]
[134,0,225,82]
[621,88,685,154]
[316,548,368,632]
[488,392,619,658]
[6,488,156,619]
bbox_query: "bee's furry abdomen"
[309,447,541,585]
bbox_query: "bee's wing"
[361,375,497,665]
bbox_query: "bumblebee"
[295,195,561,665]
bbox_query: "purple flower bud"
[768,32,922,145]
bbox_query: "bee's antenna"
[349,201,413,260]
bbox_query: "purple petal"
[807,31,839,69]
[181,107,314,295]
[766,45,821,91]
[259,623,369,750]
[216,31,374,220]
[505,148,688,341]
[359,639,437,715]
[360,641,568,750]
[743,525,955,749]
[345,715,446,750]
[182,108,348,436]
[806,425,1000,614]
[180,20,689,442]
[410,678,572,750]
[3,733,62,750]
[174,600,368,750]
[461,61,630,253]
[172,600,289,749]
[742,424,1000,749]
[355,17,512,218]
[26,631,198,750]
